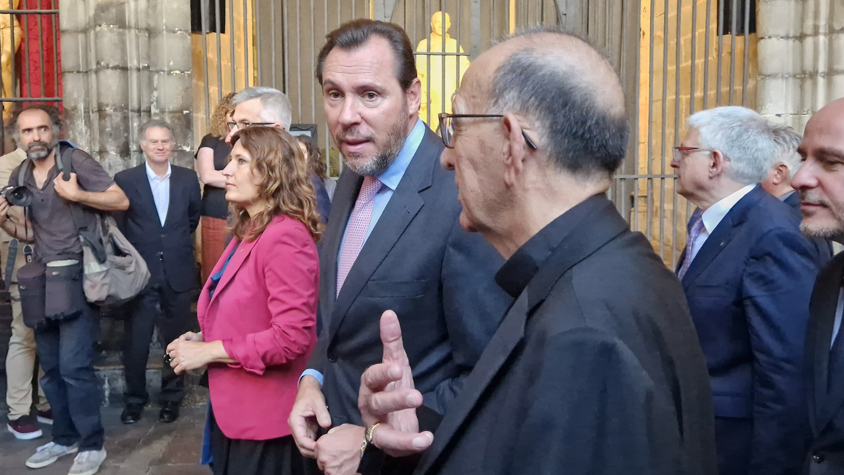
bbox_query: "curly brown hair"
[295,134,327,181]
[228,127,323,243]
[210,92,237,138]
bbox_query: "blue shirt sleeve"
[299,368,324,387]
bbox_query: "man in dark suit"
[226,86,332,224]
[790,98,844,474]
[288,20,510,474]
[671,106,821,475]
[761,123,834,265]
[354,27,718,475]
[114,120,201,425]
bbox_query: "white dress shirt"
[689,184,757,262]
[145,161,171,227]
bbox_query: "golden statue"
[0,0,22,123]
[416,11,470,131]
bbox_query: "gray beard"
[26,141,57,161]
[342,115,409,177]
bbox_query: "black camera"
[0,185,33,207]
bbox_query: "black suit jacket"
[307,126,511,425]
[410,196,718,475]
[784,191,834,266]
[114,164,201,293]
[804,253,844,475]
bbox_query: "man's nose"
[791,161,815,190]
[338,98,362,126]
[440,148,455,171]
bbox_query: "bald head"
[462,28,628,178]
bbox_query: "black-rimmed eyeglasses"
[438,113,538,150]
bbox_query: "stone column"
[757,0,844,130]
[60,0,193,176]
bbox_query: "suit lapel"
[320,170,363,318]
[327,131,439,339]
[207,233,261,308]
[415,198,630,474]
[133,165,162,229]
[681,187,763,289]
[812,255,844,432]
[414,293,528,475]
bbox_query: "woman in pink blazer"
[166,126,322,475]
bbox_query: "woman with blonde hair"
[168,126,321,474]
[195,92,236,282]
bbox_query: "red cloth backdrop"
[18,0,62,106]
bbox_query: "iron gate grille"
[193,0,757,266]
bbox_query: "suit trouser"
[35,303,104,451]
[122,274,193,406]
[5,283,49,420]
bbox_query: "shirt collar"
[779,189,796,202]
[145,161,171,181]
[494,194,608,298]
[375,118,426,191]
[701,183,756,235]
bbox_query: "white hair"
[686,106,774,184]
[232,86,293,130]
[769,123,803,177]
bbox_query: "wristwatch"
[358,423,384,474]
[360,422,381,458]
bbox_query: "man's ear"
[406,78,422,116]
[502,113,528,188]
[273,123,285,131]
[709,150,728,178]
[772,163,789,185]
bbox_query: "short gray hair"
[139,119,174,145]
[232,86,293,130]
[686,106,774,184]
[769,123,803,177]
[488,27,629,178]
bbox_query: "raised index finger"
[380,310,409,366]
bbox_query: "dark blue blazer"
[678,185,821,475]
[114,164,201,293]
[783,191,834,266]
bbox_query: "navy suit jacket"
[678,185,821,475]
[783,191,834,266]
[312,174,332,225]
[306,126,512,426]
[114,164,201,293]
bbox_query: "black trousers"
[122,272,194,406]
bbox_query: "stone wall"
[60,0,193,175]
[757,0,844,130]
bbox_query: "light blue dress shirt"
[301,118,427,387]
[145,161,171,227]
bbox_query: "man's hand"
[314,424,365,475]
[53,172,82,202]
[289,375,332,458]
[358,310,434,457]
[0,195,9,223]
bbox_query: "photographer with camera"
[0,105,129,475]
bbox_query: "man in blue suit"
[761,123,834,265]
[671,106,822,475]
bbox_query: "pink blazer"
[198,215,318,440]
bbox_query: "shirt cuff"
[299,369,324,387]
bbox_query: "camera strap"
[4,238,16,289]
[56,144,108,264]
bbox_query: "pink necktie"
[337,177,383,296]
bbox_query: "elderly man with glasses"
[226,86,331,224]
[670,106,822,475]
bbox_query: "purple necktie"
[337,177,382,296]
[678,211,704,281]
